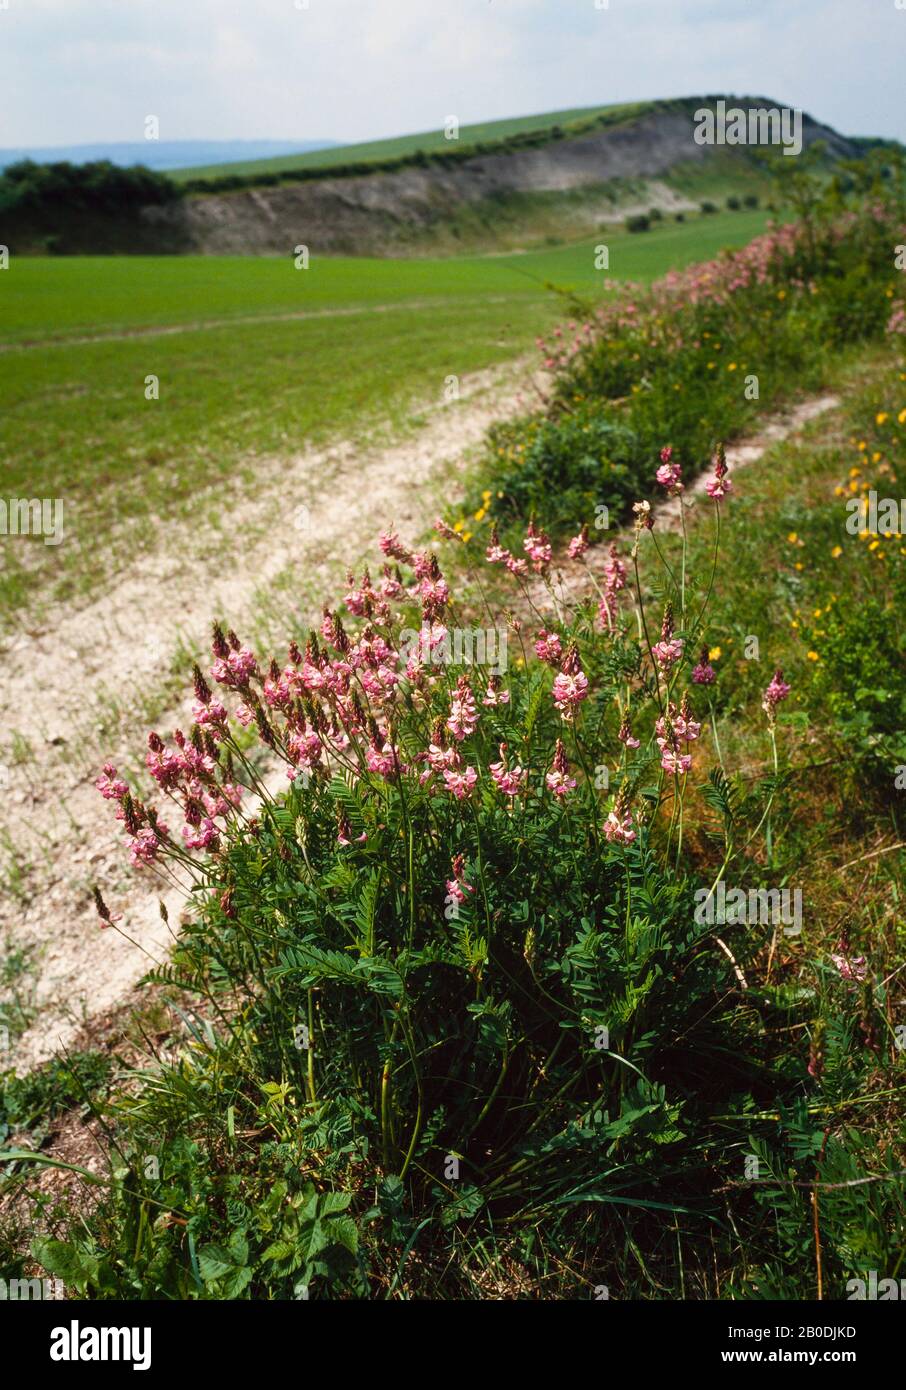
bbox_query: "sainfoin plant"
[82,446,844,1298]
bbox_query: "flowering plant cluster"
[99,444,753,891]
[93,438,819,1255]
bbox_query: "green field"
[0,209,766,623]
[169,101,652,183]
[0,209,767,343]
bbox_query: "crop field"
[0,210,766,623]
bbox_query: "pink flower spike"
[442,766,478,800]
[655,446,683,494]
[706,443,732,500]
[535,629,563,666]
[567,524,589,559]
[762,667,791,720]
[447,675,479,742]
[446,853,474,903]
[692,646,716,685]
[96,763,128,801]
[546,738,576,798]
[652,637,684,670]
[552,645,589,720]
[603,809,636,844]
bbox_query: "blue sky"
[1,0,903,149]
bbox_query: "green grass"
[0,210,768,344]
[169,101,653,183]
[0,210,768,624]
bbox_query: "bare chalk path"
[0,360,534,1070]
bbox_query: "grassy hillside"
[2,96,853,257]
[170,101,654,183]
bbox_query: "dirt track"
[0,359,534,1071]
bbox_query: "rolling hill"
[2,97,865,257]
[146,97,858,257]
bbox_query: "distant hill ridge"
[143,95,862,256]
[0,139,338,175]
[1,96,883,256]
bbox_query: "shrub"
[743,192,760,208]
[0,159,181,216]
[726,195,741,210]
[699,200,718,214]
[483,407,644,533]
[625,213,650,233]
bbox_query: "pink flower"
[127,819,168,865]
[831,941,868,983]
[657,696,700,745]
[598,545,628,631]
[603,809,636,844]
[380,567,403,599]
[443,766,478,799]
[485,525,514,568]
[659,747,692,776]
[656,699,697,774]
[652,637,684,669]
[603,544,627,593]
[523,521,553,572]
[447,676,478,741]
[705,444,732,500]
[618,711,640,749]
[366,739,398,778]
[692,646,716,685]
[434,517,464,543]
[418,575,449,608]
[192,697,228,729]
[552,670,589,717]
[546,738,576,797]
[482,678,510,707]
[379,529,412,563]
[96,762,128,800]
[489,743,527,798]
[762,667,791,719]
[567,524,589,559]
[288,730,323,771]
[655,446,683,494]
[182,818,220,852]
[652,604,683,669]
[535,629,563,666]
[446,853,474,904]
